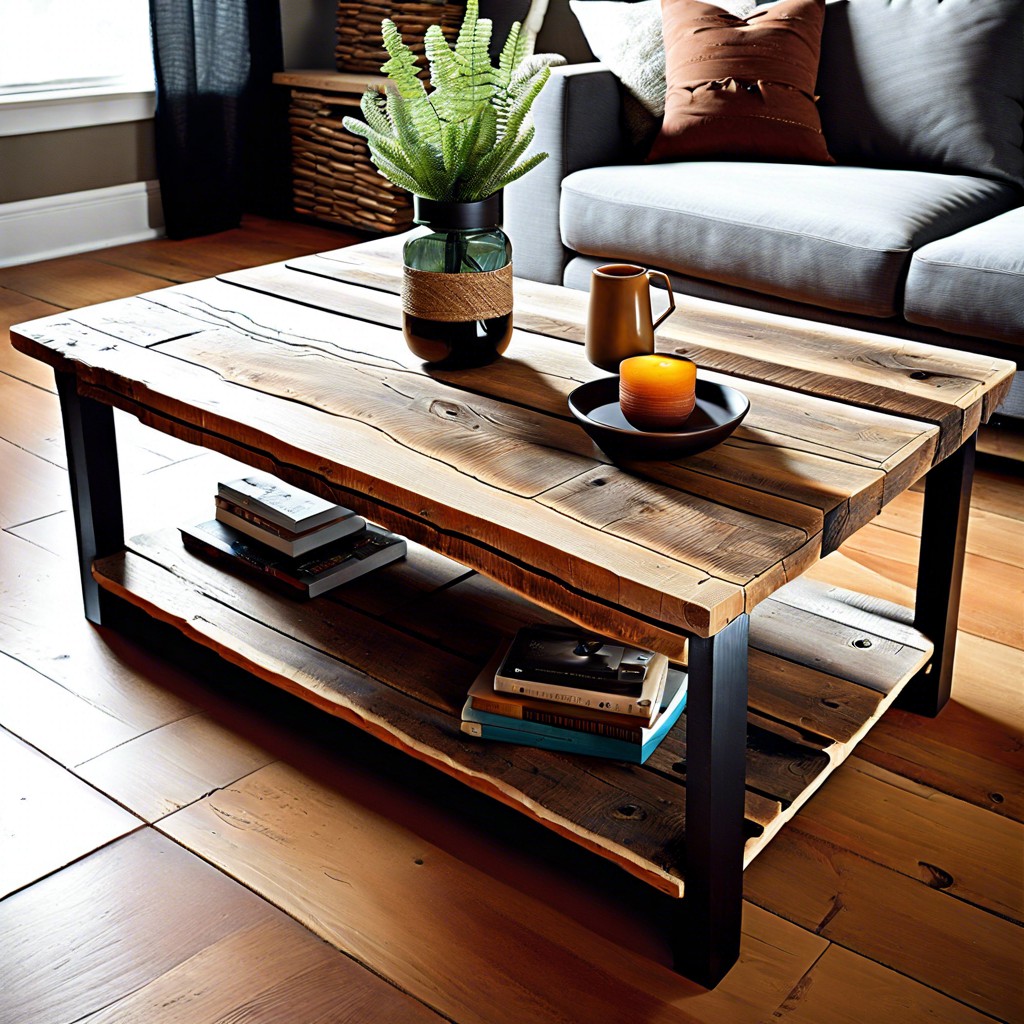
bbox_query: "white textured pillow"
[569,0,757,134]
[569,0,667,117]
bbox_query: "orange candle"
[619,353,697,432]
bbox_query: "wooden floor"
[1,215,1021,1024]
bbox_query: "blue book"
[461,667,687,764]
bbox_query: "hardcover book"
[469,672,662,742]
[493,625,668,719]
[217,473,354,532]
[462,664,688,764]
[214,495,365,557]
[180,518,406,598]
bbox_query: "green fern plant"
[342,0,564,202]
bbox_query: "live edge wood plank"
[279,245,1014,451]
[8,276,946,638]
[92,530,932,898]
[199,265,940,547]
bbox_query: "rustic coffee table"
[11,237,1014,987]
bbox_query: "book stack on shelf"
[462,625,687,764]
[179,473,407,598]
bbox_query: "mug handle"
[646,270,676,329]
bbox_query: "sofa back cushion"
[816,0,1024,187]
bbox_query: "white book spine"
[492,676,653,718]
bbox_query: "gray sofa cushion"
[816,0,1024,187]
[904,208,1024,348]
[560,162,1020,317]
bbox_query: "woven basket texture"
[287,88,414,234]
[335,1,465,74]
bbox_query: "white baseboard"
[0,180,164,268]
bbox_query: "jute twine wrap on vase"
[403,264,514,322]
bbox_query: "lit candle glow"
[619,354,697,432]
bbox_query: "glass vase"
[402,193,514,368]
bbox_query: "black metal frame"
[900,432,976,716]
[671,613,750,986]
[56,372,124,625]
[53,366,978,989]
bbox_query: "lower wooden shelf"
[93,529,932,898]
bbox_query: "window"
[0,0,154,98]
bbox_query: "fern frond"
[469,104,497,163]
[497,67,549,144]
[462,125,535,199]
[343,0,562,202]
[426,24,491,123]
[380,20,442,144]
[379,19,423,98]
[384,90,450,195]
[366,147,432,196]
[359,89,392,136]
[490,150,548,192]
[342,116,416,178]
[498,23,529,83]
[493,57,561,139]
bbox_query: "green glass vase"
[402,193,514,368]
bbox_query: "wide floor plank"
[0,727,139,898]
[767,943,999,1024]
[0,828,440,1024]
[75,712,276,822]
[160,759,827,1024]
[743,826,1022,1020]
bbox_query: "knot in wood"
[429,398,471,424]
[613,803,647,821]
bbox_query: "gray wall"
[0,122,157,205]
[0,1,338,207]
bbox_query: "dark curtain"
[149,0,290,239]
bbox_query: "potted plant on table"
[343,0,563,368]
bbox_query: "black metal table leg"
[671,612,749,987]
[899,432,976,716]
[56,371,124,625]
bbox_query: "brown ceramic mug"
[585,264,676,372]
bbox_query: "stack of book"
[461,625,687,764]
[179,472,407,598]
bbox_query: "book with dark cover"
[494,625,668,719]
[462,666,688,764]
[180,518,406,598]
[214,495,365,557]
[217,473,353,532]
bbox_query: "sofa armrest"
[505,63,630,285]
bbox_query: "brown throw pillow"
[648,0,833,164]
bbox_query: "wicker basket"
[335,1,464,75]
[287,88,414,235]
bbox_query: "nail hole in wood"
[918,861,954,889]
[910,371,931,380]
[614,804,646,821]
[851,638,872,649]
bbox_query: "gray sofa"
[506,0,1024,420]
